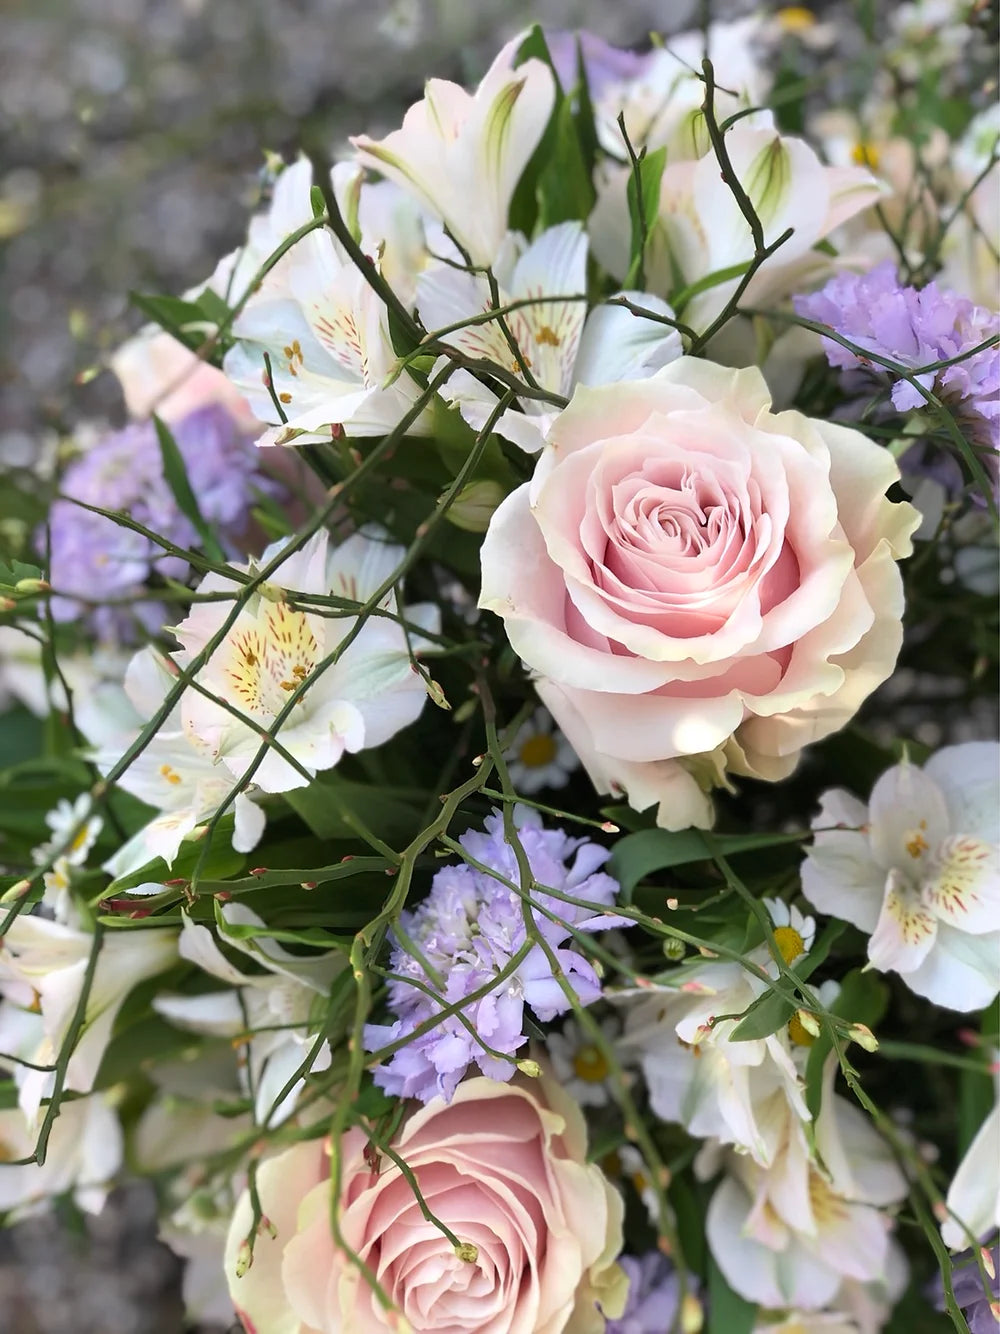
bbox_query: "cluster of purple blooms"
[603,1254,681,1334]
[795,262,999,496]
[935,1242,1000,1334]
[364,808,630,1104]
[46,404,275,641]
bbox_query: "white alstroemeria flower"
[224,221,434,449]
[0,625,131,720]
[0,1094,123,1218]
[590,124,884,337]
[80,647,267,880]
[173,527,439,795]
[506,706,579,794]
[802,742,1000,1012]
[702,1060,908,1311]
[593,17,769,160]
[153,905,344,1125]
[546,1014,618,1108]
[0,914,178,1122]
[942,1062,1000,1250]
[352,46,556,267]
[754,1314,859,1334]
[417,223,682,453]
[621,946,812,1168]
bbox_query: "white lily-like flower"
[0,913,178,1123]
[590,123,884,337]
[224,217,434,449]
[942,1061,1000,1249]
[701,1059,908,1311]
[33,795,103,868]
[79,647,267,880]
[0,1094,123,1219]
[153,905,344,1125]
[417,222,682,452]
[621,940,813,1168]
[593,17,769,160]
[802,742,1000,1012]
[172,526,439,794]
[352,46,556,267]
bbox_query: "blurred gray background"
[1,3,718,1330]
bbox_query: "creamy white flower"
[621,942,813,1167]
[505,707,579,794]
[593,17,769,160]
[0,625,130,720]
[546,1014,618,1107]
[173,527,439,795]
[224,207,434,449]
[80,647,267,880]
[590,123,884,337]
[417,222,682,453]
[942,1064,1000,1249]
[153,905,343,1125]
[353,45,556,267]
[0,914,177,1123]
[702,1060,908,1310]
[0,1094,123,1219]
[802,742,1000,1012]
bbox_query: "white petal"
[867,868,938,976]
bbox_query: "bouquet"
[1,6,998,1332]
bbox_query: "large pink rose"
[480,359,918,829]
[225,1076,626,1333]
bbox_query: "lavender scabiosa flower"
[795,263,999,495]
[46,404,277,640]
[364,807,629,1104]
[602,1253,681,1334]
[934,1241,1000,1333]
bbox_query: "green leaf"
[509,25,593,234]
[708,1254,757,1334]
[729,989,796,1043]
[129,292,217,355]
[805,968,889,1118]
[609,828,804,896]
[284,774,424,846]
[153,415,226,563]
[624,144,666,290]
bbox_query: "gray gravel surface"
[0,4,719,1329]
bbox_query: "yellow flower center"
[905,822,929,858]
[519,733,558,769]
[788,1013,817,1047]
[777,6,817,31]
[572,1043,609,1083]
[773,925,806,965]
[851,140,881,170]
[159,764,183,787]
[70,826,90,854]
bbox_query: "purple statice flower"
[45,404,276,640]
[795,263,999,494]
[602,1253,681,1334]
[934,1242,1000,1334]
[545,31,652,99]
[364,807,629,1104]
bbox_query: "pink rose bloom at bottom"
[225,1076,627,1334]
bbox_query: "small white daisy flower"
[34,795,103,869]
[506,708,579,794]
[762,897,816,970]
[546,1014,619,1107]
[616,1144,660,1225]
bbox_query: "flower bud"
[848,1022,879,1052]
[681,1293,705,1333]
[445,480,507,533]
[453,1241,479,1264]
